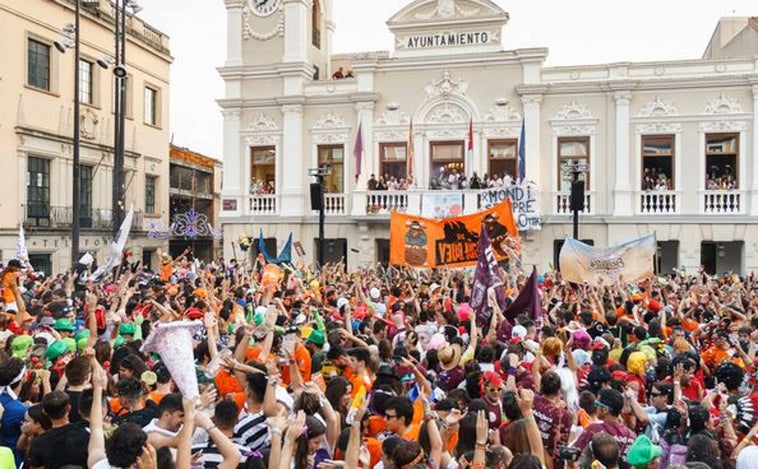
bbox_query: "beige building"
[0,0,171,274]
[219,0,758,275]
[169,144,223,262]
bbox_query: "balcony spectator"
[470,172,482,189]
[331,67,345,80]
[345,68,355,78]
[367,174,378,191]
[249,178,274,195]
[376,176,388,191]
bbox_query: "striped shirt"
[191,439,249,468]
[233,409,269,452]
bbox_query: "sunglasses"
[385,413,398,420]
[485,386,500,393]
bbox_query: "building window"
[557,137,590,191]
[379,143,407,181]
[250,147,275,194]
[79,59,93,104]
[430,141,464,189]
[27,38,50,91]
[488,139,517,181]
[80,165,93,228]
[705,133,738,189]
[144,86,158,125]
[28,254,52,276]
[641,135,674,190]
[311,0,321,48]
[317,145,344,193]
[26,157,50,225]
[145,176,156,214]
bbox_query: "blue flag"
[518,119,526,183]
[258,230,293,265]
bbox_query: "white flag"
[559,234,656,285]
[91,205,134,283]
[16,226,29,268]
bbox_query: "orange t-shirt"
[343,368,373,398]
[281,344,312,385]
[701,346,744,369]
[160,264,173,282]
[148,391,167,405]
[2,271,18,304]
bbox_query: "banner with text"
[559,235,656,285]
[390,199,519,268]
[479,182,541,231]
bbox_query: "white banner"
[479,183,541,231]
[421,193,463,219]
[91,205,134,283]
[559,235,656,285]
[16,226,29,268]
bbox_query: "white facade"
[219,0,758,274]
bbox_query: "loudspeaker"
[310,183,323,211]
[570,180,585,212]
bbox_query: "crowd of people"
[1,249,758,469]
[367,170,520,192]
[249,179,275,196]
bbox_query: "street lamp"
[54,5,81,266]
[309,164,332,268]
[110,0,141,237]
[561,160,589,240]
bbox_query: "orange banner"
[390,200,519,268]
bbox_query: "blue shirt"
[0,391,29,466]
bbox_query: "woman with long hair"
[16,403,52,464]
[293,415,329,469]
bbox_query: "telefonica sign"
[401,30,492,49]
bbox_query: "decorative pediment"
[246,114,278,132]
[637,97,678,117]
[376,109,410,126]
[424,71,469,99]
[553,100,594,121]
[426,103,466,123]
[312,112,347,130]
[704,94,743,115]
[388,0,508,25]
[483,105,521,122]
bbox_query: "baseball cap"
[11,335,33,359]
[45,340,70,361]
[54,318,76,332]
[627,435,662,467]
[306,330,325,346]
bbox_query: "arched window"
[312,0,321,48]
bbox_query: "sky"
[137,0,757,160]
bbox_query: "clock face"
[250,0,281,17]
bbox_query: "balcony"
[638,191,680,214]
[553,191,594,215]
[249,195,277,215]
[23,206,142,231]
[324,194,346,215]
[701,190,745,214]
[366,191,409,214]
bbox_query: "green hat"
[627,435,663,467]
[114,335,126,348]
[77,337,89,352]
[54,318,76,332]
[306,330,325,346]
[11,335,34,359]
[253,312,265,326]
[62,337,77,355]
[45,340,70,361]
[75,329,91,343]
[119,323,136,336]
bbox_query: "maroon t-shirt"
[484,398,502,430]
[437,365,464,390]
[572,420,637,457]
[532,395,572,467]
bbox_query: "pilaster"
[282,0,308,63]
[224,0,244,67]
[613,91,633,216]
[750,84,758,215]
[220,109,243,216]
[280,103,305,216]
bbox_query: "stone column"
[280,103,305,216]
[282,0,307,63]
[750,84,758,215]
[223,0,244,67]
[220,109,242,216]
[520,95,542,184]
[613,91,633,216]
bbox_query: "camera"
[558,445,581,462]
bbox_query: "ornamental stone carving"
[552,125,597,136]
[312,112,347,129]
[242,8,284,40]
[424,71,469,99]
[374,130,408,141]
[482,125,520,138]
[245,134,280,146]
[553,100,594,121]
[704,94,743,115]
[483,105,521,122]
[426,103,466,123]
[698,120,746,132]
[414,0,480,19]
[637,97,678,117]
[635,122,682,134]
[376,109,410,126]
[245,114,278,131]
[80,108,99,140]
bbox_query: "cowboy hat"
[438,344,462,371]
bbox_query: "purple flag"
[470,225,507,328]
[353,121,363,182]
[502,266,543,324]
